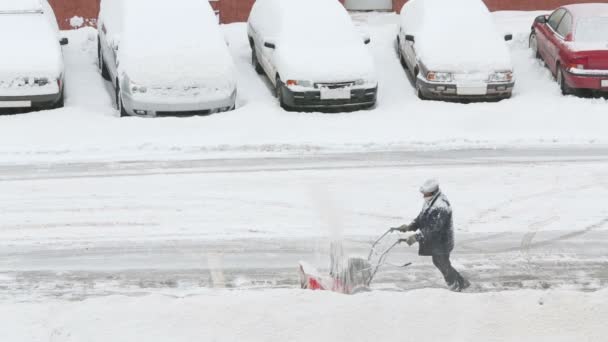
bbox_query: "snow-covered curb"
[6,288,607,341]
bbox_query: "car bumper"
[564,70,608,91]
[122,90,237,117]
[0,92,62,109]
[280,85,377,111]
[418,79,514,101]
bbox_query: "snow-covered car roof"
[0,0,43,12]
[251,0,362,47]
[400,0,512,72]
[118,0,235,86]
[563,3,608,19]
[249,0,375,82]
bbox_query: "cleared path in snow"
[1,148,607,300]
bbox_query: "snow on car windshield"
[575,17,608,43]
[401,0,512,72]
[279,0,360,47]
[119,0,234,86]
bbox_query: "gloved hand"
[390,224,409,233]
[405,234,418,246]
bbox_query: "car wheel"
[557,67,573,96]
[116,85,127,117]
[252,49,264,75]
[275,77,288,110]
[54,90,65,109]
[529,33,541,60]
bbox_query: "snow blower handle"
[367,228,397,260]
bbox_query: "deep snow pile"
[5,289,608,341]
[400,0,512,71]
[0,11,606,163]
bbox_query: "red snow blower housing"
[299,229,412,294]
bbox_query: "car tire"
[252,48,264,75]
[54,90,65,109]
[98,41,111,81]
[275,76,289,110]
[116,84,127,117]
[529,33,541,60]
[557,67,573,96]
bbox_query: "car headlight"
[488,71,513,83]
[286,80,312,88]
[124,75,147,94]
[426,72,453,82]
[354,79,366,86]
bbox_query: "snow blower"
[298,229,412,294]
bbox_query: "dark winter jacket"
[408,191,454,256]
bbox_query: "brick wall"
[49,0,608,30]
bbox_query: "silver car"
[97,0,237,117]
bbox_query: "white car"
[248,0,377,111]
[0,0,67,110]
[98,0,237,117]
[396,0,514,101]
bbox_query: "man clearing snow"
[392,179,470,292]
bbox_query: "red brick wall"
[49,0,608,30]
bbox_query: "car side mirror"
[504,34,513,41]
[405,34,415,43]
[264,39,276,49]
[535,15,548,24]
[565,33,573,41]
[60,37,69,45]
[364,37,371,45]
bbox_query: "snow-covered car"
[397,0,514,101]
[530,4,608,96]
[0,0,67,110]
[98,0,237,117]
[247,0,377,111]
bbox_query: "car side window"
[548,9,566,31]
[556,12,573,37]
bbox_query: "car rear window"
[575,17,608,42]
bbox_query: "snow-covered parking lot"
[2,11,608,342]
[0,11,606,163]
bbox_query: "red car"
[530,4,608,95]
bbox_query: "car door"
[543,9,567,74]
[536,9,564,65]
[399,28,417,76]
[553,12,573,68]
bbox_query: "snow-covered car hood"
[402,0,513,72]
[275,45,376,84]
[0,13,63,78]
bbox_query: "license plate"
[320,87,351,100]
[0,101,31,108]
[457,85,487,96]
[601,80,608,87]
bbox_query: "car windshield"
[575,17,608,42]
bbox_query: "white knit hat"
[419,179,439,194]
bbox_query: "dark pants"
[432,254,469,291]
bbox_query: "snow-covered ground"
[0,11,606,164]
[3,11,608,341]
[5,289,608,342]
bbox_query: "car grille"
[292,88,376,107]
[314,81,356,89]
[156,109,213,117]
